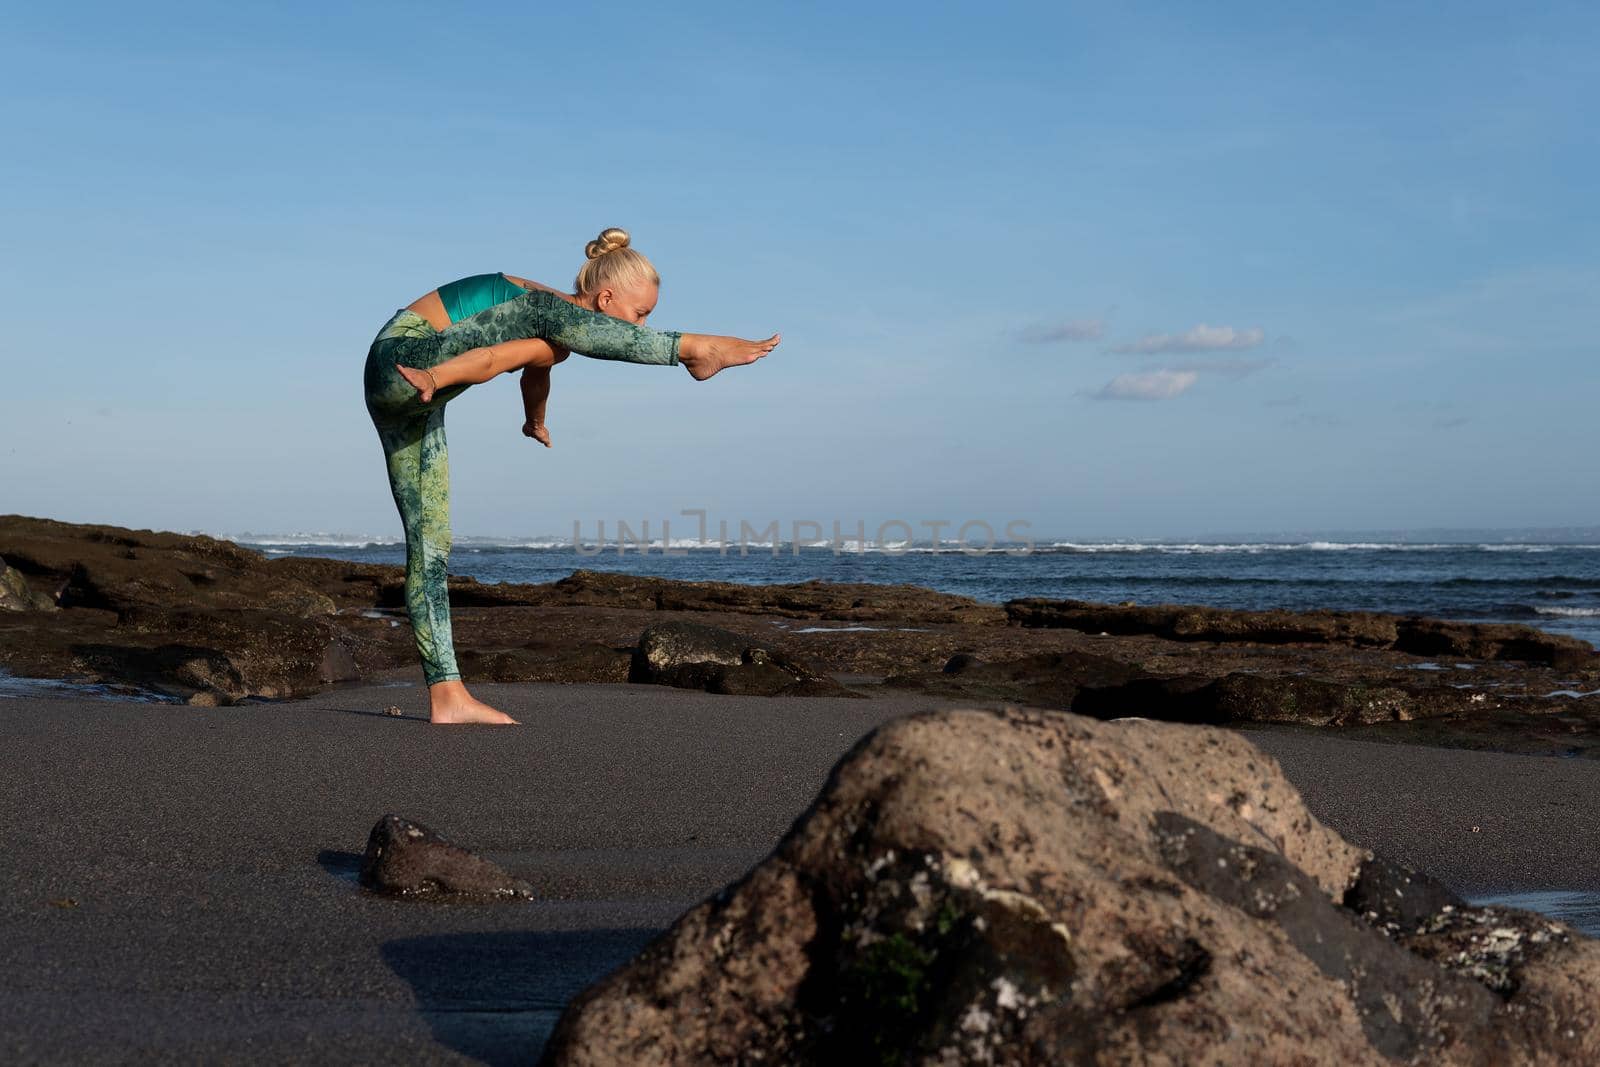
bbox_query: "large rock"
[359,814,533,900]
[0,516,399,701]
[1007,597,1593,669]
[630,621,857,698]
[0,516,330,616]
[540,708,1600,1065]
[0,555,55,612]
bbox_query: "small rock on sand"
[359,814,533,900]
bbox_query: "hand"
[396,364,437,403]
[523,421,552,448]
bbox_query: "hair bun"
[585,227,632,260]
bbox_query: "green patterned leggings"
[362,289,681,684]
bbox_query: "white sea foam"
[1039,540,1600,555]
[793,626,887,633]
[221,532,1600,558]
[0,671,172,703]
[227,532,401,547]
[1534,606,1600,617]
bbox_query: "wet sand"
[4,684,1600,1063]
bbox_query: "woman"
[363,228,780,725]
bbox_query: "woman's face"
[595,281,658,324]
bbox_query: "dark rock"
[1210,671,1485,725]
[92,607,361,702]
[1152,812,1498,1059]
[359,814,533,900]
[1073,671,1495,727]
[551,568,1006,625]
[816,638,1527,729]
[889,655,1484,730]
[1204,672,1416,725]
[1329,694,1600,759]
[1395,618,1593,670]
[1007,597,1399,646]
[631,620,748,680]
[318,637,361,685]
[1007,596,1592,668]
[540,708,1600,1066]
[0,516,425,701]
[630,621,856,698]
[705,661,806,696]
[0,517,333,617]
[0,556,55,612]
[942,652,985,674]
[887,650,1146,711]
[1072,673,1223,722]
[1345,852,1465,934]
[458,641,631,684]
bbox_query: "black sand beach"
[0,683,963,1063]
[4,682,1600,1063]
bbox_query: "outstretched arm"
[434,289,781,380]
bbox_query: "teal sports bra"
[437,273,529,324]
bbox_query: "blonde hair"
[574,227,660,296]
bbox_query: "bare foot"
[396,364,438,403]
[679,333,781,381]
[428,680,518,725]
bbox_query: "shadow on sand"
[316,849,364,884]
[381,928,658,1065]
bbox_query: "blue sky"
[1,1,1594,540]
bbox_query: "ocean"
[238,536,1600,651]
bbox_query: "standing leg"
[374,408,516,725]
[376,409,459,685]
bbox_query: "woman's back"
[435,273,527,323]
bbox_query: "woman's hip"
[364,310,449,423]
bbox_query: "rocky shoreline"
[8,514,1600,1061]
[2,515,1596,754]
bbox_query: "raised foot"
[428,682,518,725]
[681,333,781,381]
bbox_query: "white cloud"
[1094,369,1199,401]
[1089,356,1271,402]
[1111,324,1265,354]
[1020,318,1105,343]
